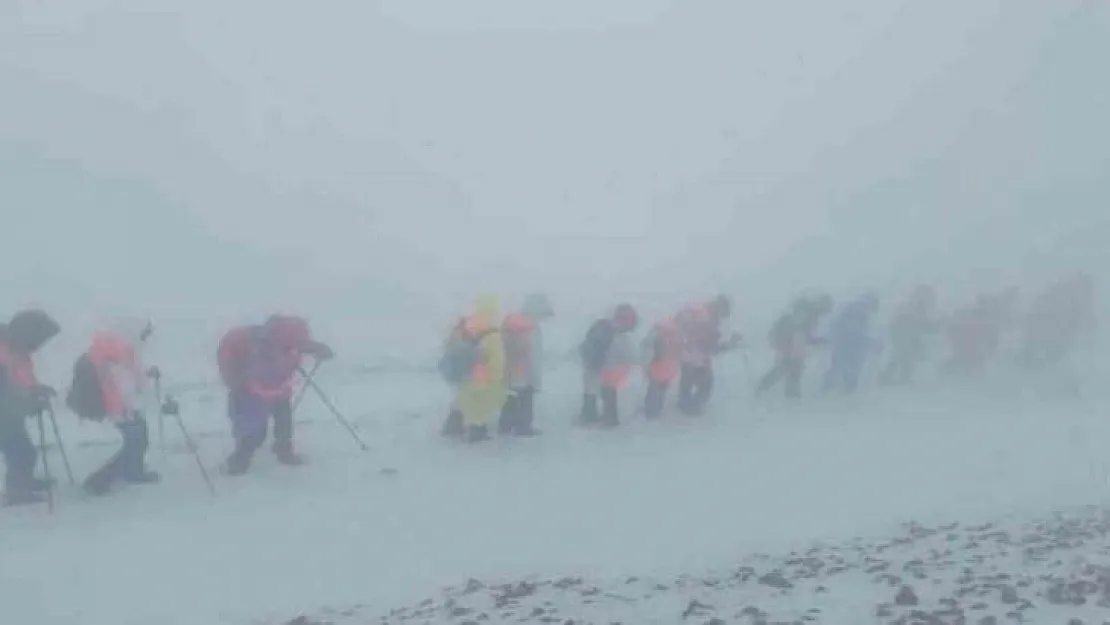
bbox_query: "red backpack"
[217,326,255,388]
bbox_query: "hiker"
[1018,273,1095,369]
[822,293,882,393]
[579,303,639,427]
[756,293,833,398]
[438,294,507,443]
[0,309,61,506]
[880,285,939,386]
[217,315,334,475]
[640,315,683,419]
[67,317,161,495]
[674,295,741,415]
[942,289,1017,377]
[498,293,554,437]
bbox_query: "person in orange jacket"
[68,317,161,495]
[579,304,639,427]
[0,309,61,506]
[674,295,740,415]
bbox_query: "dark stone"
[999,585,1019,604]
[895,585,920,606]
[758,571,794,590]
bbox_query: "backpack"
[66,354,106,421]
[217,326,255,388]
[438,324,495,385]
[580,319,616,370]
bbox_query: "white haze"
[2,3,1110,625]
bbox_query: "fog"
[1,0,1108,360]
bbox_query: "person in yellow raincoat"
[439,294,508,443]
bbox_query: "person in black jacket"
[755,294,832,398]
[0,309,61,506]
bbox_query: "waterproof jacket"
[502,312,544,390]
[86,318,149,422]
[0,310,59,423]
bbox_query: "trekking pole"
[45,406,76,486]
[297,365,369,451]
[35,412,54,513]
[152,375,167,458]
[161,394,217,496]
[291,360,321,413]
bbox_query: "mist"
[3,3,1110,625]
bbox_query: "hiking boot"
[224,450,252,476]
[122,470,161,484]
[441,410,465,438]
[466,425,491,443]
[275,449,306,466]
[2,489,47,506]
[82,475,112,497]
[29,477,55,492]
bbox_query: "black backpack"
[580,319,616,370]
[66,354,107,421]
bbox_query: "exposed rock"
[757,571,793,590]
[895,585,920,606]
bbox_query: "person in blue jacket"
[823,293,882,394]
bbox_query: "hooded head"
[709,294,732,320]
[522,293,554,320]
[7,309,60,354]
[612,303,639,332]
[264,314,311,350]
[473,293,501,327]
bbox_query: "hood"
[473,293,501,327]
[264,314,311,349]
[7,309,60,354]
[104,316,153,349]
[521,293,554,319]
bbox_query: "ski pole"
[45,406,75,486]
[161,394,217,496]
[153,376,167,458]
[297,366,368,451]
[291,360,321,413]
[35,412,54,513]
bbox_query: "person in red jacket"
[218,315,333,475]
[674,295,740,415]
[0,309,61,506]
[70,318,161,495]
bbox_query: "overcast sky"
[1,0,1106,328]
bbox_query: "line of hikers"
[1,312,333,506]
[0,272,1096,504]
[437,272,1097,443]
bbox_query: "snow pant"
[84,415,151,492]
[677,364,714,415]
[823,348,867,393]
[227,389,294,472]
[757,355,805,398]
[0,416,38,497]
[498,387,536,435]
[643,380,669,418]
[581,387,619,426]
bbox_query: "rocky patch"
[278,505,1110,625]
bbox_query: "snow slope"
[1,352,1108,625]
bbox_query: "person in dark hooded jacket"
[756,294,832,398]
[0,309,61,506]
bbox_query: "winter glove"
[161,395,180,417]
[146,366,162,380]
[307,341,335,361]
[26,384,55,415]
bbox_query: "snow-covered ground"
[2,351,1108,625]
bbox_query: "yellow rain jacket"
[456,294,509,428]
